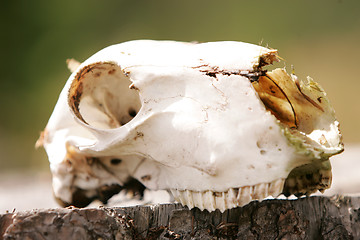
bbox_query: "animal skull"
[38,40,343,212]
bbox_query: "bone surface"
[38,40,343,212]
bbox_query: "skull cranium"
[38,40,343,212]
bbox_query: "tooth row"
[170,178,285,212]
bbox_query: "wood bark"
[1,196,359,239]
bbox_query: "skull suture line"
[37,40,343,212]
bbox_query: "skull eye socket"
[68,62,141,129]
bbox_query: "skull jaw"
[168,159,333,213]
[51,159,332,212]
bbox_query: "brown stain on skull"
[141,175,151,181]
[35,128,48,148]
[134,131,144,140]
[64,143,98,177]
[213,192,222,197]
[247,164,256,170]
[108,68,116,75]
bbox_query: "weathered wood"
[1,196,359,239]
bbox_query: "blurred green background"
[1,0,359,172]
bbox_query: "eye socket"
[69,63,141,129]
[110,158,122,165]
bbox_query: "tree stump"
[1,196,359,239]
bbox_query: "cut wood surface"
[1,196,359,239]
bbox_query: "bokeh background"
[0,0,359,211]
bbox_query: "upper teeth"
[170,178,285,212]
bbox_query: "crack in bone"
[196,64,267,81]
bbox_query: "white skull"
[38,40,343,212]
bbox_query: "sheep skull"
[38,40,343,212]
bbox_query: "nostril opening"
[128,108,137,118]
[110,158,122,165]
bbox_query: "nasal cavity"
[251,72,296,129]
